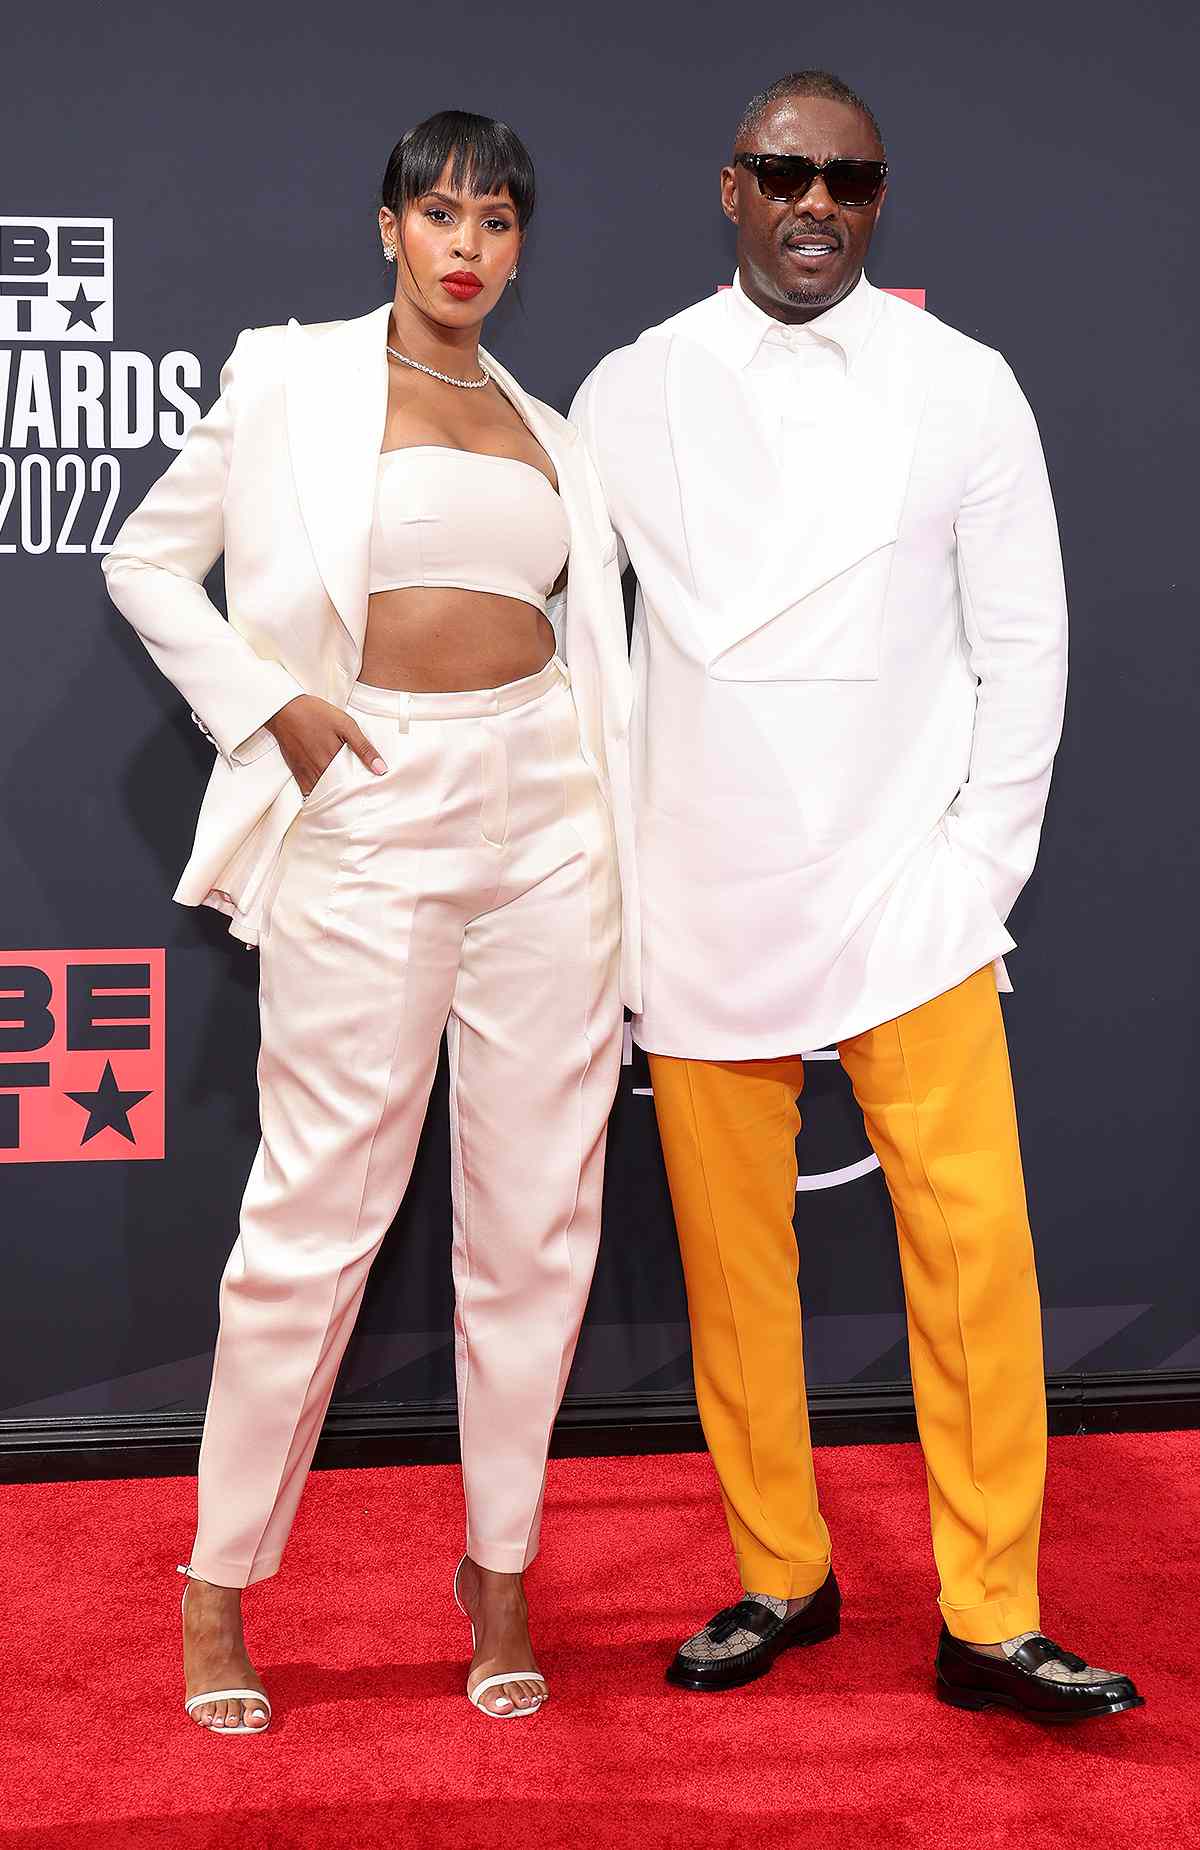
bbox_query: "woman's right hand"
[266,695,387,796]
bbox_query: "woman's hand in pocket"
[266,695,387,797]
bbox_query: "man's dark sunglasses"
[735,152,888,210]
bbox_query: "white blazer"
[572,276,1068,1058]
[102,300,641,1010]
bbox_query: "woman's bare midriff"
[360,586,556,692]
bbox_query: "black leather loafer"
[665,1570,841,1692]
[936,1627,1144,1722]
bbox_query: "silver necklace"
[386,344,489,390]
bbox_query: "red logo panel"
[0,950,165,1163]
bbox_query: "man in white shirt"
[572,70,1140,1721]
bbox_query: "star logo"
[65,1059,153,1145]
[59,283,104,332]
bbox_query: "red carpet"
[2,1431,1196,1850]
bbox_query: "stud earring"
[384,243,396,262]
[508,268,518,282]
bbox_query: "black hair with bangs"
[381,109,536,232]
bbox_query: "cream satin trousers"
[188,657,623,1587]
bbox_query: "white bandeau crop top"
[368,446,570,616]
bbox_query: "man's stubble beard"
[783,283,842,308]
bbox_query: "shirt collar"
[724,267,878,370]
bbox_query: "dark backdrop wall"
[2,0,1197,1456]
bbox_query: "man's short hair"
[735,70,884,154]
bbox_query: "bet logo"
[1,214,201,556]
[0,951,164,1162]
[1,218,113,342]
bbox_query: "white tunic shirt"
[735,267,865,455]
[571,273,1068,1059]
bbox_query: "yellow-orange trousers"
[648,967,1046,1644]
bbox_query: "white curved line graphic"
[795,1152,881,1192]
[633,1054,879,1193]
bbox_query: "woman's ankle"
[183,1576,243,1614]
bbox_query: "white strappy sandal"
[178,1565,272,1735]
[453,1555,547,1720]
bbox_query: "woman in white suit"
[102,110,640,1732]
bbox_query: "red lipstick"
[441,271,483,300]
